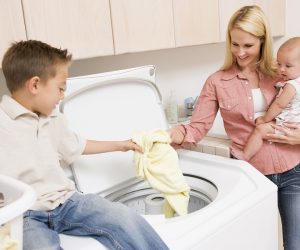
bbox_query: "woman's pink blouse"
[176,67,300,175]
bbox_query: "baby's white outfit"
[276,77,300,125]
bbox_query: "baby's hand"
[120,140,144,153]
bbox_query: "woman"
[169,5,300,250]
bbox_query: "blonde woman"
[169,6,300,250]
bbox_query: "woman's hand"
[266,123,300,145]
[167,128,184,144]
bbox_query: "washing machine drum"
[61,66,217,215]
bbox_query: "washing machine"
[59,65,278,250]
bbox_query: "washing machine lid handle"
[61,65,169,194]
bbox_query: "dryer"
[59,65,278,250]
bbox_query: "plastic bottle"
[166,91,178,124]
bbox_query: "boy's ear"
[26,76,41,94]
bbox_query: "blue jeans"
[266,163,300,250]
[23,192,169,250]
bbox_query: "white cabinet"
[173,0,220,47]
[219,0,285,41]
[254,0,285,37]
[111,0,285,52]
[173,0,285,47]
[219,0,253,41]
[0,0,27,64]
[0,0,286,63]
[22,0,114,59]
[110,0,175,55]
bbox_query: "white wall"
[1,0,300,134]
[69,42,226,114]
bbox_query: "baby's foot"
[232,151,247,161]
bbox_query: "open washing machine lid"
[61,65,168,194]
[61,66,279,250]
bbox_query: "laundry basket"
[0,175,36,250]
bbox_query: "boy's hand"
[84,139,144,154]
[120,140,144,153]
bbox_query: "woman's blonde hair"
[221,5,277,77]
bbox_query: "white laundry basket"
[0,175,36,250]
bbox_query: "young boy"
[0,40,169,250]
[243,37,300,160]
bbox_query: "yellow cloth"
[0,224,18,250]
[132,129,190,218]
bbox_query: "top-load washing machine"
[59,65,278,250]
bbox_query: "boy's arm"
[261,83,296,123]
[83,139,143,155]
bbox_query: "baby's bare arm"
[262,83,296,123]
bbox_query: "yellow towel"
[0,224,18,250]
[132,129,190,218]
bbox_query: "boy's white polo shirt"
[0,95,86,211]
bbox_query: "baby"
[243,37,300,160]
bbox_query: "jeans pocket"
[23,210,32,218]
[67,192,82,202]
[293,163,300,173]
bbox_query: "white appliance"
[0,175,36,250]
[57,65,278,250]
[0,66,278,250]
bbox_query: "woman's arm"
[168,75,219,146]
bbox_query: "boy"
[0,40,169,250]
[243,37,300,160]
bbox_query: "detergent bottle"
[166,90,178,124]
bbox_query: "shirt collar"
[0,95,58,120]
[221,65,264,81]
[221,66,240,80]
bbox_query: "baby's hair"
[279,37,300,56]
[2,40,72,93]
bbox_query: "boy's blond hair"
[2,40,72,93]
[221,5,277,78]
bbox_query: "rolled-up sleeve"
[176,75,218,147]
